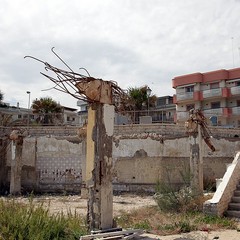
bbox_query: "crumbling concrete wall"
[6,136,83,193]
[36,137,83,192]
[112,135,240,192]
[3,125,240,193]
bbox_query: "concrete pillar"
[189,125,203,195]
[86,103,114,230]
[10,139,23,195]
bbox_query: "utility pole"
[27,91,31,128]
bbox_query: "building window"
[186,104,195,111]
[67,116,70,121]
[236,81,240,86]
[211,102,220,109]
[185,86,194,93]
[237,100,240,107]
[157,98,165,106]
[18,115,22,119]
[210,82,219,89]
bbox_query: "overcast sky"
[0,0,240,109]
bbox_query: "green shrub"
[0,198,87,240]
[195,214,235,228]
[134,219,151,230]
[154,180,201,213]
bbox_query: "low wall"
[2,125,240,193]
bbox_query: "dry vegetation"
[0,193,239,239]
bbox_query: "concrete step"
[226,210,240,218]
[234,190,240,197]
[228,203,240,211]
[231,196,240,203]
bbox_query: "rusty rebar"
[24,48,125,105]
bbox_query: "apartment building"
[172,67,240,127]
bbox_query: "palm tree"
[118,85,157,123]
[0,90,7,108]
[125,85,157,111]
[32,97,63,125]
[0,90,3,102]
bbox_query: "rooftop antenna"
[231,37,235,67]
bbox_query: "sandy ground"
[2,194,240,240]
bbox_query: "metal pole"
[147,97,149,115]
[27,91,31,127]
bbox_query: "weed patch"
[115,205,237,236]
[0,198,87,240]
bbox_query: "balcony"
[202,88,221,98]
[232,106,240,115]
[176,92,193,101]
[230,86,240,96]
[203,108,222,117]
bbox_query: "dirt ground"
[2,194,240,240]
[4,193,156,216]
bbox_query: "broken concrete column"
[189,125,203,195]
[86,103,114,230]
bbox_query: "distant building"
[172,67,240,127]
[77,100,88,126]
[63,106,80,125]
[0,104,80,126]
[154,95,176,123]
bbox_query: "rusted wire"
[24,48,125,105]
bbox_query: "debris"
[80,229,144,240]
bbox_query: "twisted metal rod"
[25,48,125,105]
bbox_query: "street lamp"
[146,86,152,115]
[27,91,31,127]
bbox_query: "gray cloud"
[0,0,240,108]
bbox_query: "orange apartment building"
[172,67,240,127]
